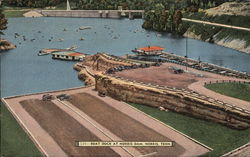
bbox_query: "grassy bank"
[1,102,42,156]
[205,82,250,102]
[129,103,250,157]
[3,10,27,18]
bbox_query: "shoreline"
[183,31,250,55]
[0,39,16,52]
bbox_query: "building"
[132,46,164,56]
[52,51,87,61]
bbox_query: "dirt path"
[188,79,250,110]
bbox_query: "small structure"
[132,46,164,56]
[52,51,87,61]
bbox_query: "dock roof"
[53,51,86,56]
[138,46,164,52]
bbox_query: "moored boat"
[79,26,92,30]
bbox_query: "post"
[129,11,133,20]
[142,12,145,19]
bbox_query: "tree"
[0,7,7,35]
[173,10,182,29]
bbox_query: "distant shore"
[0,39,16,52]
[183,31,250,54]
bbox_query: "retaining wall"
[95,74,250,130]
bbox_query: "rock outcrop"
[74,64,95,86]
[82,53,132,71]
[0,39,16,52]
[74,53,133,84]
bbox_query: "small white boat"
[79,26,92,30]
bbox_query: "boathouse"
[132,46,164,56]
[52,51,87,61]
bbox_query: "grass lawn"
[3,10,28,18]
[129,103,250,157]
[1,102,42,156]
[205,82,250,102]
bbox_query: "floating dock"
[38,47,76,56]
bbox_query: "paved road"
[182,18,250,32]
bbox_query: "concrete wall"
[40,10,145,19]
[95,74,250,130]
[41,10,121,18]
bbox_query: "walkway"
[188,79,250,111]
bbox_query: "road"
[182,18,250,32]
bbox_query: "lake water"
[1,17,250,97]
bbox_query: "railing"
[204,80,250,85]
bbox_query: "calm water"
[1,17,250,97]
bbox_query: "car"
[98,91,106,97]
[42,94,54,101]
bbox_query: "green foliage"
[3,10,27,18]
[205,83,250,102]
[183,12,250,46]
[0,7,8,35]
[187,0,229,9]
[129,103,250,157]
[4,0,78,8]
[143,3,184,34]
[1,103,42,156]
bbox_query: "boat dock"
[38,47,76,56]
[52,51,87,61]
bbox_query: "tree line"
[3,0,70,8]
[3,0,229,10]
[0,6,7,36]
[1,0,230,36]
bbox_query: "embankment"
[183,30,250,54]
[95,73,250,130]
[73,64,95,85]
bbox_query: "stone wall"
[95,74,250,130]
